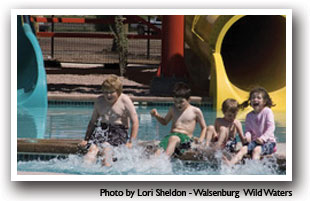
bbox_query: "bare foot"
[101,159,112,167]
[83,155,97,165]
[154,149,162,156]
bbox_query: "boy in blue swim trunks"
[150,82,207,157]
[205,98,246,151]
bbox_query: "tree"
[110,15,128,76]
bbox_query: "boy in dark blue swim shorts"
[79,75,139,166]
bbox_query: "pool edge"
[48,94,213,105]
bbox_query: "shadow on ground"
[47,65,158,96]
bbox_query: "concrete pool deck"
[48,93,212,105]
[46,63,212,103]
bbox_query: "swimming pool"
[17,103,286,175]
[18,103,286,142]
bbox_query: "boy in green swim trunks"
[150,82,207,157]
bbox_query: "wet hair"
[172,82,191,100]
[101,74,123,95]
[240,87,275,110]
[222,98,239,114]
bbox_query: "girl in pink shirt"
[224,87,277,165]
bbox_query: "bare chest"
[216,119,236,134]
[98,102,127,122]
[173,109,196,124]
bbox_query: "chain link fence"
[35,16,161,65]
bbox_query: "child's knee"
[207,125,215,132]
[219,126,228,133]
[240,146,248,154]
[168,135,181,144]
[252,146,262,155]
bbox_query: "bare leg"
[215,126,228,149]
[84,144,99,164]
[205,125,217,147]
[101,142,113,167]
[252,146,262,160]
[165,135,181,157]
[223,146,248,166]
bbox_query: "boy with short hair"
[205,98,246,151]
[79,75,139,166]
[150,82,207,157]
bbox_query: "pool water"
[18,104,286,143]
[17,103,286,175]
[17,147,282,175]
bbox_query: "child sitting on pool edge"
[150,82,207,157]
[223,87,277,165]
[205,98,247,151]
[79,75,139,166]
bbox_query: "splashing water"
[219,157,281,175]
[17,145,283,175]
[18,144,172,175]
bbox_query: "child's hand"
[240,136,248,145]
[193,137,203,144]
[150,109,158,117]
[255,138,264,145]
[242,134,251,144]
[126,141,133,149]
[78,140,88,147]
[193,137,199,143]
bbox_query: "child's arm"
[244,114,252,143]
[204,118,218,147]
[195,108,207,143]
[124,96,139,148]
[83,102,100,142]
[214,118,220,131]
[235,120,247,144]
[150,107,173,125]
[257,108,275,143]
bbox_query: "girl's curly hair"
[240,87,275,110]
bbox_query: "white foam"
[17,146,282,175]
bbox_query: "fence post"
[51,15,54,59]
[147,16,150,59]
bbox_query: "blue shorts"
[247,141,277,156]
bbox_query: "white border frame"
[11,9,292,181]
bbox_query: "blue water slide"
[17,15,48,138]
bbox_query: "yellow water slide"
[185,15,286,112]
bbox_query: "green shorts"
[159,133,192,154]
